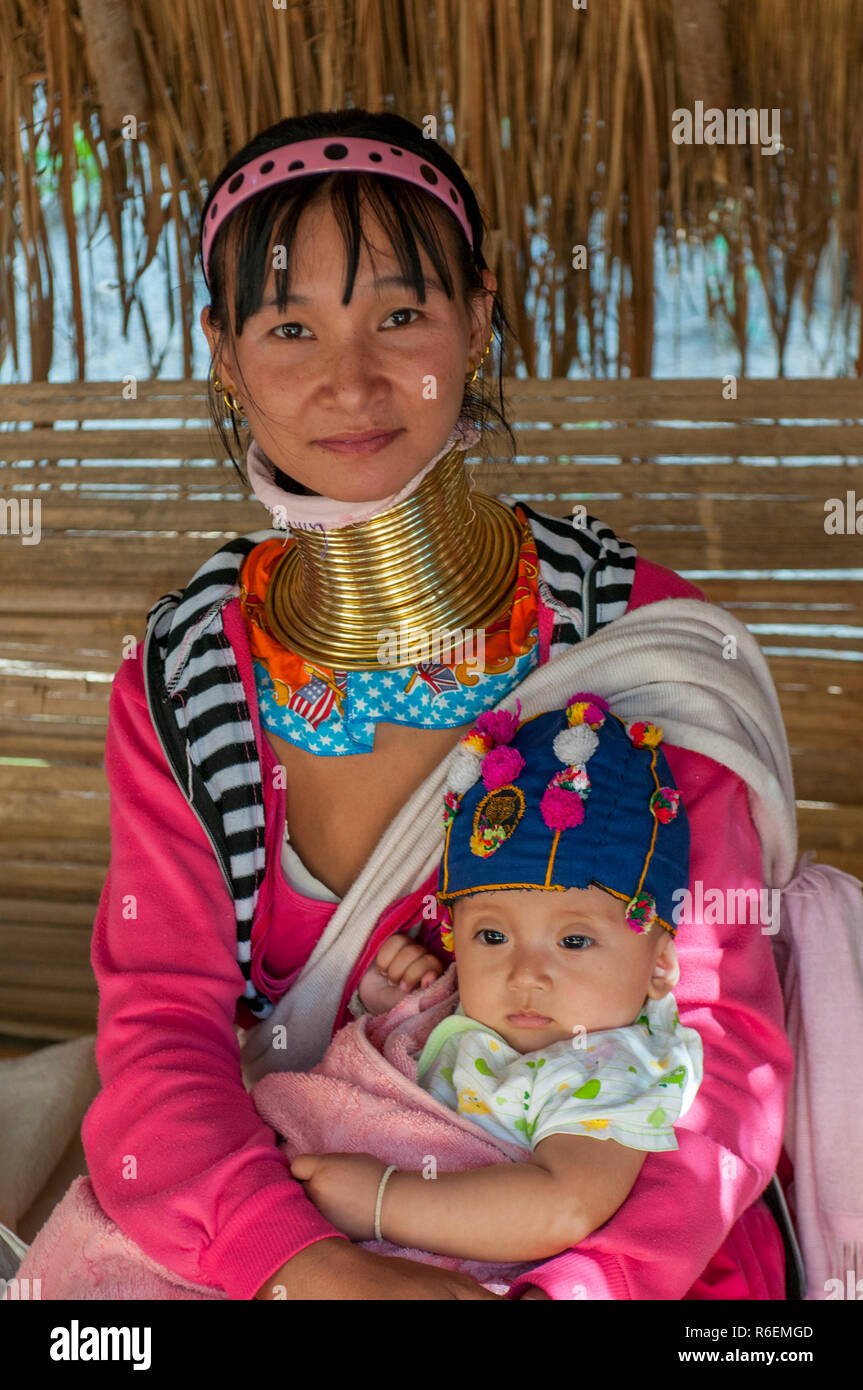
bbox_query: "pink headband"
[202,136,475,286]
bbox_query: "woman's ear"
[467,268,498,367]
[200,306,239,396]
[646,936,680,998]
[200,305,219,361]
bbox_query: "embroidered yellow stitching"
[544,828,562,885]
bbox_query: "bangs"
[208,171,466,337]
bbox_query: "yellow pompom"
[566,701,591,727]
[461,730,493,755]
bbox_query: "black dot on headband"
[287,160,304,170]
[369,152,382,162]
[260,160,274,174]
[227,173,244,193]
[323,143,349,159]
[419,164,438,185]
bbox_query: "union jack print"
[410,662,461,697]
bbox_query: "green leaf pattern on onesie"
[415,991,704,1154]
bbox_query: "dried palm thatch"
[0,0,861,381]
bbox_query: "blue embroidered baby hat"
[435,693,690,941]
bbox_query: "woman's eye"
[272,322,309,340]
[477,929,506,945]
[386,307,421,327]
[561,935,593,950]
[271,307,420,340]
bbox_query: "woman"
[71,107,792,1301]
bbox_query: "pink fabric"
[77,643,351,1303]
[253,962,534,1292]
[14,1179,230,1301]
[253,730,338,993]
[38,551,789,1302]
[15,967,530,1298]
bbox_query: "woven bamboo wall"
[1,375,861,1038]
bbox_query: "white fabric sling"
[240,597,798,1082]
[239,594,863,1299]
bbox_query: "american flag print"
[290,671,347,728]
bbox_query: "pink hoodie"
[80,556,792,1301]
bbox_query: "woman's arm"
[254,1239,504,1299]
[380,1134,646,1262]
[505,750,794,1300]
[81,652,350,1300]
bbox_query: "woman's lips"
[507,1012,553,1029]
[313,429,403,455]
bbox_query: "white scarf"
[244,415,480,530]
[240,596,797,1081]
[240,594,863,1298]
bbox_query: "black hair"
[199,109,518,489]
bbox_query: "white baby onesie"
[415,991,703,1152]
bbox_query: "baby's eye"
[476,929,507,945]
[560,935,593,950]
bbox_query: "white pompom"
[445,747,483,796]
[553,725,599,765]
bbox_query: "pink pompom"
[540,784,586,830]
[568,692,610,713]
[474,698,522,747]
[481,744,525,791]
[565,695,607,730]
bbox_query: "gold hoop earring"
[465,334,495,384]
[209,363,243,415]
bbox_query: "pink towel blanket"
[14,966,539,1298]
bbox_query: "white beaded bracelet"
[374,1165,398,1242]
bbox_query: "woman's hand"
[357,932,444,1014]
[290,1151,385,1241]
[254,1236,505,1300]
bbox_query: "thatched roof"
[1,0,861,379]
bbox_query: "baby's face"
[451,886,678,1053]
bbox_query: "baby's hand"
[357,932,444,1014]
[290,1152,387,1241]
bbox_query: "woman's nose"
[323,335,386,385]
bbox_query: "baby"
[290,693,703,1265]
